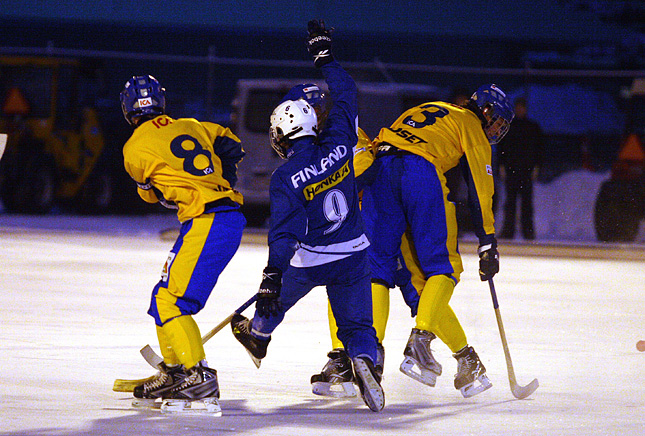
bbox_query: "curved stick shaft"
[488,279,539,399]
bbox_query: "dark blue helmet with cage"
[469,84,514,145]
[281,83,326,112]
[120,75,166,126]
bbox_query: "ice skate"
[375,342,385,379]
[399,328,443,387]
[160,362,222,415]
[311,348,357,398]
[453,345,492,398]
[352,355,385,412]
[231,313,270,368]
[132,362,185,408]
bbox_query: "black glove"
[307,19,334,68]
[478,243,499,281]
[256,266,282,318]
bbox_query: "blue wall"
[0,0,628,43]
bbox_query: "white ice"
[1,215,644,436]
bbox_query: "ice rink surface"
[1,215,644,436]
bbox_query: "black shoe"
[231,313,270,368]
[453,346,492,398]
[132,362,186,406]
[399,328,442,387]
[167,363,220,400]
[311,348,357,397]
[311,348,354,384]
[160,362,222,415]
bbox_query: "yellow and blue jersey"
[374,101,495,238]
[123,115,244,222]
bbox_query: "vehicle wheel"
[594,181,640,242]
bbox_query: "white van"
[230,78,447,225]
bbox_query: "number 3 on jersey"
[323,189,348,234]
[403,104,449,129]
[170,134,215,176]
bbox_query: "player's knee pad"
[152,287,183,325]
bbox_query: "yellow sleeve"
[460,121,496,236]
[353,128,376,177]
[123,151,159,204]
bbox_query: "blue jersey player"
[279,82,420,398]
[231,20,384,412]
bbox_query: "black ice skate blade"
[131,398,161,409]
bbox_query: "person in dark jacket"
[498,97,543,240]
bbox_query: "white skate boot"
[399,328,443,387]
[453,345,492,398]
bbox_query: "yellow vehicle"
[0,56,112,213]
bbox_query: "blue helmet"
[470,84,514,145]
[281,83,326,112]
[120,75,166,126]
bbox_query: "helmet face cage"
[269,126,289,159]
[470,84,514,145]
[120,75,166,126]
[269,99,318,159]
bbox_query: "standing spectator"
[498,97,543,240]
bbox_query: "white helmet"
[270,99,318,159]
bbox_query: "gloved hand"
[307,19,334,68]
[478,242,499,281]
[256,266,282,318]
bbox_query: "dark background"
[1,0,644,224]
